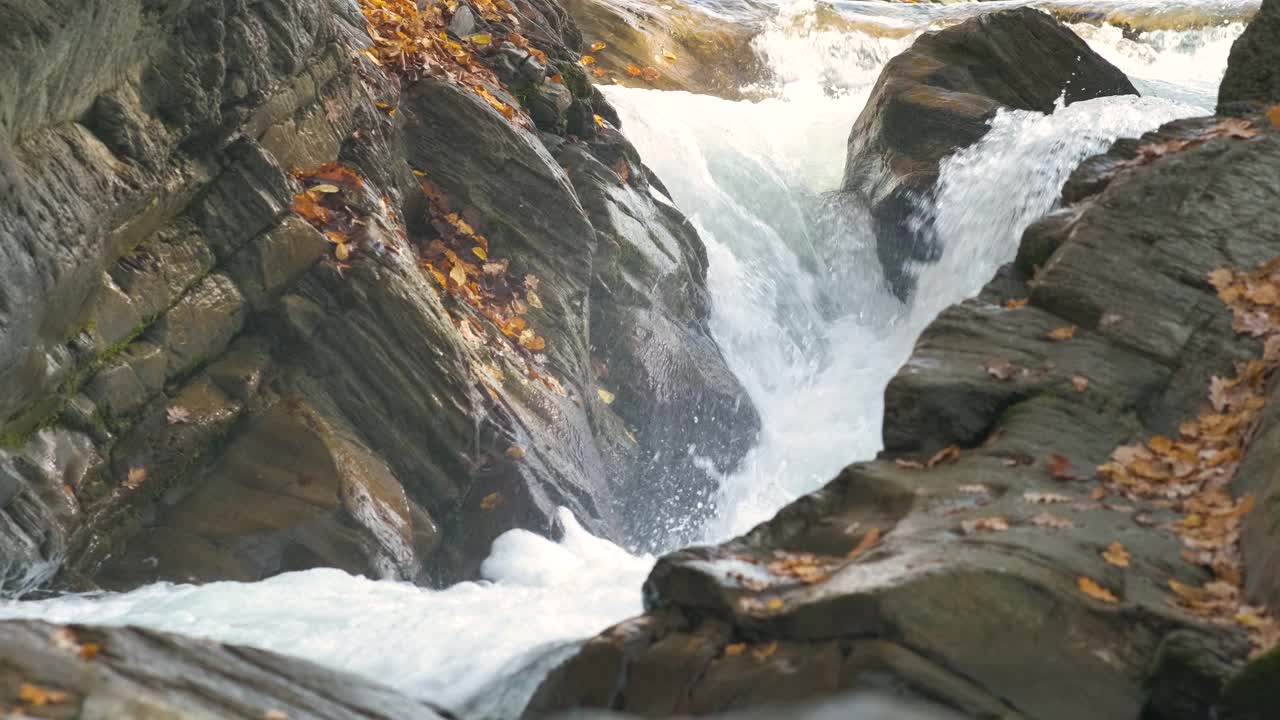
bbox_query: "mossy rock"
[1220,646,1280,720]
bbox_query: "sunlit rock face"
[0,0,756,595]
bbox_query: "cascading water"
[0,1,1253,716]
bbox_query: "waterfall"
[0,1,1251,716]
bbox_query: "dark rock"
[0,619,450,719]
[528,112,1280,719]
[840,8,1137,301]
[1218,0,1280,113]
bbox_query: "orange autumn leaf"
[1077,576,1118,604]
[845,527,881,561]
[1046,325,1076,341]
[1267,104,1280,129]
[961,516,1009,534]
[579,54,596,65]
[1004,297,1029,309]
[17,682,70,707]
[590,41,607,52]
[724,642,747,657]
[926,445,960,468]
[625,64,643,77]
[641,66,660,82]
[1102,541,1131,568]
[480,492,503,510]
[505,445,526,460]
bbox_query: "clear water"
[0,1,1249,716]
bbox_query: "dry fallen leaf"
[1078,576,1119,603]
[505,445,526,460]
[597,388,615,405]
[17,682,70,707]
[1023,491,1070,504]
[927,445,961,468]
[961,516,1009,534]
[1030,512,1075,529]
[1267,105,1280,129]
[590,41,607,52]
[894,458,925,470]
[1046,453,1091,482]
[1004,297,1029,309]
[579,55,596,65]
[751,641,778,661]
[1071,375,1089,393]
[845,527,881,561]
[984,359,1020,381]
[125,466,147,490]
[724,642,747,657]
[480,492,503,511]
[1046,325,1077,342]
[1102,541,1131,568]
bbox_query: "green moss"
[1221,646,1280,719]
[555,61,591,99]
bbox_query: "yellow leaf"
[1077,576,1118,604]
[526,290,543,309]
[1046,325,1076,341]
[335,243,351,261]
[472,246,488,260]
[467,33,492,45]
[311,183,341,194]
[449,263,467,286]
[590,41,607,52]
[765,597,784,611]
[1101,541,1130,568]
[125,466,146,489]
[662,50,678,62]
[597,388,615,405]
[505,445,526,460]
[580,55,596,65]
[518,329,546,351]
[593,114,605,128]
[17,682,70,707]
[480,492,503,510]
[362,49,383,66]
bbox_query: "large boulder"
[1218,0,1280,113]
[0,0,756,594]
[0,619,450,719]
[840,8,1136,301]
[527,111,1280,718]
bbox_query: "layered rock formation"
[527,20,1280,720]
[0,0,757,595]
[0,619,450,719]
[840,8,1136,301]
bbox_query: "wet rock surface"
[526,110,1280,720]
[1218,0,1280,113]
[0,619,451,719]
[0,0,756,593]
[840,7,1136,301]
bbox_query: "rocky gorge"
[1,0,1279,718]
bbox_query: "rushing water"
[0,1,1252,716]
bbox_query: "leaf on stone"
[592,67,607,77]
[1071,375,1089,393]
[1268,105,1280,129]
[480,492,503,511]
[641,66,660,82]
[449,263,467,286]
[1023,491,1070,504]
[1004,297,1029,309]
[751,641,778,661]
[1046,325,1076,341]
[166,406,191,425]
[264,711,289,720]
[724,642,747,657]
[625,64,643,77]
[335,243,351,262]
[1077,576,1118,604]
[845,527,881,561]
[518,329,546,351]
[1212,117,1258,140]
[961,516,1008,534]
[662,49,678,62]
[893,458,924,470]
[597,388,615,405]
[580,54,596,65]
[550,73,563,83]
[927,445,960,468]
[1102,541,1131,568]
[17,682,70,707]
[125,466,147,490]
[984,359,1019,381]
[614,157,630,186]
[467,33,492,45]
[1046,453,1091,482]
[505,445,526,460]
[1030,512,1074,529]
[590,41,607,51]
[765,597,783,611]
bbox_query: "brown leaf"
[1071,375,1089,393]
[614,157,630,186]
[845,527,881,561]
[894,458,925,470]
[1077,576,1119,603]
[961,516,1008,534]
[125,466,147,490]
[984,359,1020,381]
[1102,541,1131,568]
[927,445,960,468]
[1046,453,1091,482]
[724,642,747,657]
[641,66,660,82]
[1004,297,1029,309]
[1267,104,1280,129]
[1046,325,1077,342]
[1030,512,1075,529]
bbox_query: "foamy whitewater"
[0,1,1254,715]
